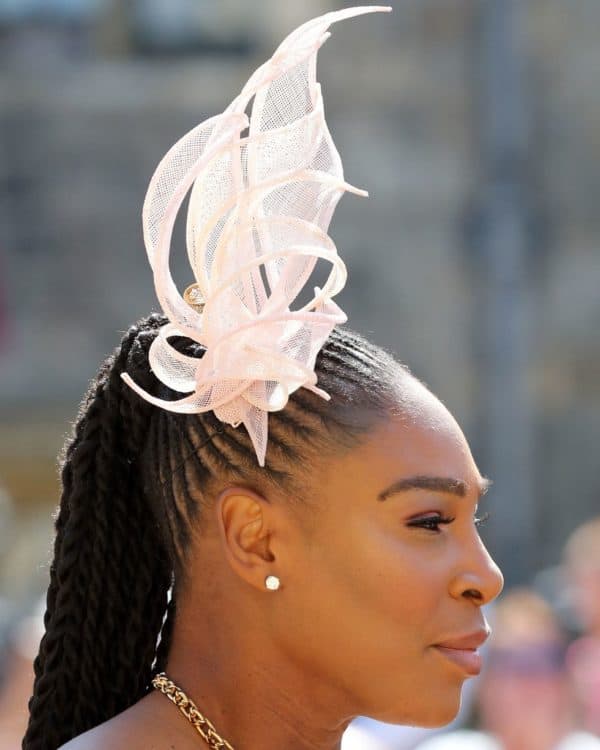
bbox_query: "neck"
[162,599,352,750]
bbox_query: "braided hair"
[23,313,409,750]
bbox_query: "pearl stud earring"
[265,575,281,591]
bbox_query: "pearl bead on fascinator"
[121,6,392,467]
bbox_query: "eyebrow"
[377,475,492,502]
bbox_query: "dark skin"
[60,376,504,750]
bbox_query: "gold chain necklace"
[152,672,235,750]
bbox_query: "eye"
[406,514,455,533]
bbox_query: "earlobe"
[216,486,278,591]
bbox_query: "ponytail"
[23,315,173,750]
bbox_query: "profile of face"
[203,374,504,732]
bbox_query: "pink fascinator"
[121,5,392,467]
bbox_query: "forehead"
[324,378,482,492]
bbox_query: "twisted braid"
[23,313,408,749]
[23,316,172,749]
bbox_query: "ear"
[215,486,279,592]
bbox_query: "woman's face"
[273,377,504,728]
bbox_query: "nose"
[449,535,504,605]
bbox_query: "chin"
[413,703,461,728]
[370,688,462,728]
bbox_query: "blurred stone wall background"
[0,0,599,617]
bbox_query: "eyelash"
[407,512,490,533]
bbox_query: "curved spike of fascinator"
[121,5,392,466]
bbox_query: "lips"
[432,628,490,676]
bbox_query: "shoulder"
[58,724,128,750]
[57,692,194,750]
[57,718,146,750]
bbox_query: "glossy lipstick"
[432,629,490,676]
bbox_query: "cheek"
[331,521,444,637]
[299,513,441,629]
[281,518,465,725]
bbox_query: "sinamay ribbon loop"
[121,6,392,466]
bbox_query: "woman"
[23,7,503,750]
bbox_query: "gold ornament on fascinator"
[183,283,205,313]
[121,5,392,467]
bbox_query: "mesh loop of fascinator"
[121,5,392,466]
